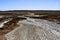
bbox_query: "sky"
[0,0,60,10]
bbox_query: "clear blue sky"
[0,0,59,10]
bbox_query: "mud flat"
[0,17,26,40]
[5,18,60,40]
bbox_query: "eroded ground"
[0,15,60,40]
[0,17,26,40]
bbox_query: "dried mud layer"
[0,17,26,40]
[5,18,60,40]
[0,15,60,40]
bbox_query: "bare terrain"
[0,10,60,40]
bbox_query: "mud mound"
[5,18,60,40]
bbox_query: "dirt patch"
[0,18,24,40]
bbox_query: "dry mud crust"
[0,18,21,40]
[5,19,60,40]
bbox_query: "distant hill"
[0,10,60,16]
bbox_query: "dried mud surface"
[0,16,60,40]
